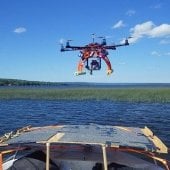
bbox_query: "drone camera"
[90,58,101,70]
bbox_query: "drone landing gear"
[75,71,86,76]
[107,69,113,75]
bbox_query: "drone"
[60,35,130,75]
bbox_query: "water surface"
[0,99,170,148]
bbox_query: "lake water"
[0,99,170,148]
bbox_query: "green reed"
[0,88,170,103]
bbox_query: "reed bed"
[0,88,170,103]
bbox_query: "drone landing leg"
[101,55,113,75]
[75,59,86,76]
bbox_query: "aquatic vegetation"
[0,88,170,103]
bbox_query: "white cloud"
[151,51,161,56]
[112,20,125,29]
[149,24,170,37]
[126,10,136,16]
[128,21,170,43]
[165,52,170,56]
[14,27,27,34]
[160,39,170,44]
[151,51,170,56]
[130,21,155,35]
[151,3,162,9]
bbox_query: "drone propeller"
[119,36,132,46]
[125,36,133,40]
[67,39,73,42]
[59,38,73,51]
[59,38,65,45]
[59,39,65,52]
[124,36,133,45]
[127,36,133,39]
[97,36,105,39]
[96,36,109,46]
[65,39,73,48]
[97,35,112,39]
[121,36,132,41]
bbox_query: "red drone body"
[60,36,129,75]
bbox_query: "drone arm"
[105,44,127,50]
[60,48,72,52]
[62,46,91,52]
[105,40,129,50]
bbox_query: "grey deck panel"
[5,125,156,151]
[5,128,60,144]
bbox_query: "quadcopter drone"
[60,35,130,75]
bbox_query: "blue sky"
[0,0,170,83]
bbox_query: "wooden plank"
[115,126,132,132]
[47,133,65,142]
[102,145,108,170]
[0,153,2,170]
[46,143,50,170]
[142,126,168,153]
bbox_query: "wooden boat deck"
[0,124,168,154]
[0,124,169,170]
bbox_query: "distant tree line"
[0,78,61,86]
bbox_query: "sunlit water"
[0,99,170,148]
